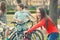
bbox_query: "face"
[36,9,41,17]
[17,6,22,11]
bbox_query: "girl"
[25,8,59,40]
[0,1,9,40]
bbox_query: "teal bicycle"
[6,20,44,40]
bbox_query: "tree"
[16,0,21,4]
[49,0,58,26]
[2,0,5,1]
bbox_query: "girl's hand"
[0,21,6,26]
[2,23,6,26]
[24,31,28,35]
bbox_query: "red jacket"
[27,18,58,35]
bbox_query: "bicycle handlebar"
[11,20,33,25]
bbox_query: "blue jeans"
[47,32,59,40]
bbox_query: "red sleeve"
[27,18,45,33]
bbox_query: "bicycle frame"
[0,25,9,40]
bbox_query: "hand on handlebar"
[0,21,6,26]
[24,31,28,35]
[24,31,29,38]
[2,23,6,26]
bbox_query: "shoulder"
[14,11,20,14]
[15,11,20,13]
[23,9,29,13]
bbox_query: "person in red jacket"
[25,8,59,40]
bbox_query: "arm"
[27,18,45,33]
[13,18,23,23]
[0,21,2,24]
[13,12,23,23]
[28,11,35,19]
[0,21,6,26]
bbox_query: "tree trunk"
[49,0,58,26]
[16,0,21,4]
[2,0,5,1]
[26,0,28,6]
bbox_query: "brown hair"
[36,8,48,29]
[17,3,24,9]
[36,8,46,23]
[0,1,6,13]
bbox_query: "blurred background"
[0,0,60,26]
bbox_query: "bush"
[29,10,36,13]
[28,6,36,10]
[7,11,15,14]
[7,10,36,14]
[7,5,16,11]
[58,6,60,8]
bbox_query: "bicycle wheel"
[9,29,17,40]
[35,30,44,40]
[0,32,4,40]
[29,30,44,40]
[30,32,41,40]
[10,31,24,40]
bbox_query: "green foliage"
[7,10,36,14]
[7,6,12,11]
[28,6,36,10]
[7,5,16,11]
[58,6,60,8]
[7,11,15,14]
[29,10,36,13]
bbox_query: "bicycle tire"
[10,33,19,40]
[30,32,41,40]
[11,33,24,40]
[35,30,44,40]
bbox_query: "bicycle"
[8,21,44,40]
[0,25,9,40]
